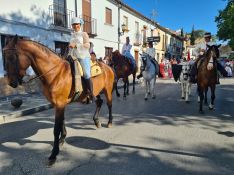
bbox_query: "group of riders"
[69,17,226,102]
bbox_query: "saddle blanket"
[76,60,102,77]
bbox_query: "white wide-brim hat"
[71,17,84,25]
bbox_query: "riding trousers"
[78,57,91,79]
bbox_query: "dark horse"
[3,36,115,165]
[111,50,137,99]
[197,44,221,113]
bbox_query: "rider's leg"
[79,58,96,102]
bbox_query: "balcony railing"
[49,4,97,37]
[49,4,74,29]
[133,33,142,46]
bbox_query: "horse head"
[181,62,191,81]
[206,44,221,70]
[140,52,151,70]
[3,35,31,88]
[111,50,122,65]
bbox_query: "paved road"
[0,78,233,175]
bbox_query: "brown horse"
[111,50,137,99]
[197,44,221,113]
[3,35,115,165]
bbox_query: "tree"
[181,28,184,37]
[190,25,195,45]
[215,0,234,49]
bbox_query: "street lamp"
[118,23,126,36]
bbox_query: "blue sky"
[123,0,227,35]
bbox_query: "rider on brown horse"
[69,17,96,102]
[190,32,227,84]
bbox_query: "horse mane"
[19,38,62,57]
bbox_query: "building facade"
[0,0,184,96]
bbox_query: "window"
[53,0,67,27]
[123,16,128,29]
[135,21,139,33]
[105,47,113,57]
[105,8,112,25]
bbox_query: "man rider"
[137,42,158,79]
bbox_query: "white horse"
[179,62,192,102]
[140,53,158,100]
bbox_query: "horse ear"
[13,35,18,45]
[206,44,211,49]
[217,44,221,48]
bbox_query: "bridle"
[3,47,61,84]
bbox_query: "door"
[82,0,91,34]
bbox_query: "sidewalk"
[0,92,52,123]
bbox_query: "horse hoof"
[209,106,214,110]
[117,94,120,97]
[59,139,65,147]
[148,92,151,95]
[199,110,204,114]
[152,96,156,99]
[47,158,56,167]
[107,122,112,128]
[181,97,185,99]
[95,121,102,128]
[185,101,189,103]
[144,98,148,101]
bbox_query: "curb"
[0,103,53,123]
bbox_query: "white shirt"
[145,47,156,58]
[122,43,132,55]
[193,41,216,57]
[70,31,90,59]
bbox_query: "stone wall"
[0,77,42,98]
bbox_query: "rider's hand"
[69,43,76,48]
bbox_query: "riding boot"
[137,70,143,79]
[85,78,96,103]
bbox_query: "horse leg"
[59,120,67,147]
[144,80,148,101]
[48,107,65,166]
[198,87,204,113]
[132,73,136,94]
[93,95,103,128]
[185,82,189,103]
[115,79,120,97]
[181,82,185,99]
[126,78,129,95]
[204,87,208,105]
[209,86,216,110]
[123,78,127,99]
[104,89,113,128]
[152,77,156,99]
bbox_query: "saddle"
[66,55,102,100]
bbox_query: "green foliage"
[190,26,195,45]
[215,0,234,49]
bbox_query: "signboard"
[147,36,160,42]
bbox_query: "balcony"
[133,33,142,46]
[49,4,97,37]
